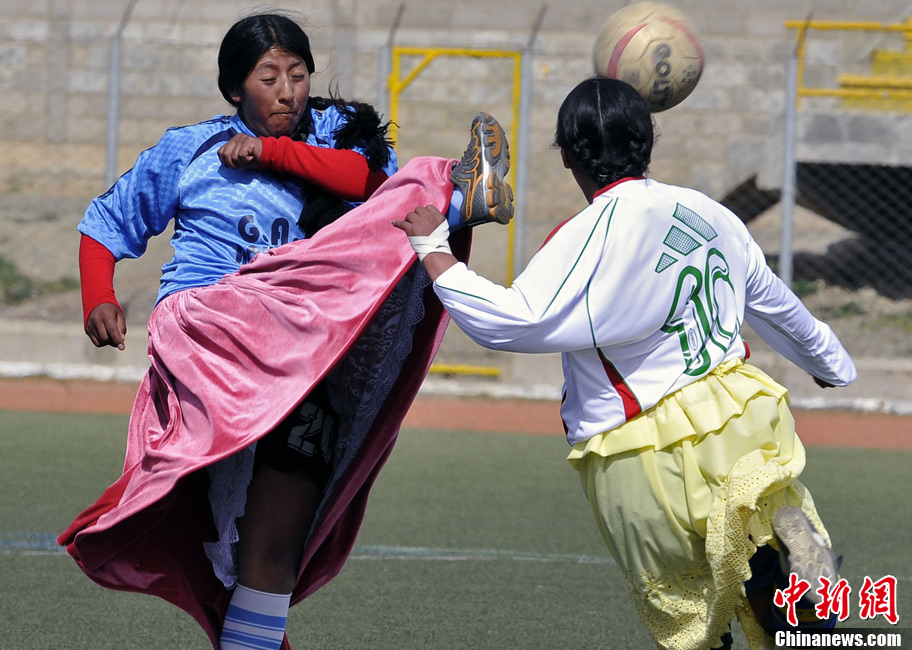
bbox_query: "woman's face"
[232,46,311,138]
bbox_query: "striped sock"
[219,584,291,650]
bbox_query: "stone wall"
[2,1,910,397]
[4,0,906,259]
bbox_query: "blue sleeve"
[77,127,190,260]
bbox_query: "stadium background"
[0,0,909,413]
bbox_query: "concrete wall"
[2,1,911,406]
[4,0,909,257]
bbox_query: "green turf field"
[1,409,908,649]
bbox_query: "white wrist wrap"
[407,220,451,261]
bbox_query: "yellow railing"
[388,46,522,379]
[786,19,912,107]
[428,363,501,378]
[388,46,521,285]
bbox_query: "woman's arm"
[392,205,458,280]
[743,238,856,386]
[218,134,388,201]
[79,234,126,350]
[76,126,191,349]
[394,205,602,354]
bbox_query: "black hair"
[554,77,655,187]
[217,13,315,107]
[218,13,393,234]
[293,92,395,234]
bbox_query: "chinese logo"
[773,573,898,626]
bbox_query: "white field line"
[349,545,614,564]
[2,531,612,565]
[9,533,911,585]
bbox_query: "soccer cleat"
[772,506,843,606]
[450,112,514,227]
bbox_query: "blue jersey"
[78,109,398,303]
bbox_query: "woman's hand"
[393,205,457,281]
[218,134,264,169]
[392,204,446,237]
[85,303,127,350]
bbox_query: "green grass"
[866,311,912,333]
[1,410,909,649]
[0,255,79,304]
[815,301,866,320]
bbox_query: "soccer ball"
[592,2,704,112]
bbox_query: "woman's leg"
[236,466,323,593]
[236,382,336,590]
[219,467,323,650]
[220,386,336,650]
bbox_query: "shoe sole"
[773,507,840,604]
[451,112,513,226]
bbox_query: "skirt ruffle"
[570,360,830,650]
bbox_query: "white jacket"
[434,178,856,445]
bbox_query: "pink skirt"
[58,157,467,650]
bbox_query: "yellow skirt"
[568,360,829,650]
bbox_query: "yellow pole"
[387,45,523,378]
[785,18,912,104]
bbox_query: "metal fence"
[1,11,911,391]
[736,20,912,368]
[780,20,912,299]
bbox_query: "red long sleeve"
[259,137,388,201]
[79,234,121,327]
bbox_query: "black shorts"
[255,382,338,490]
